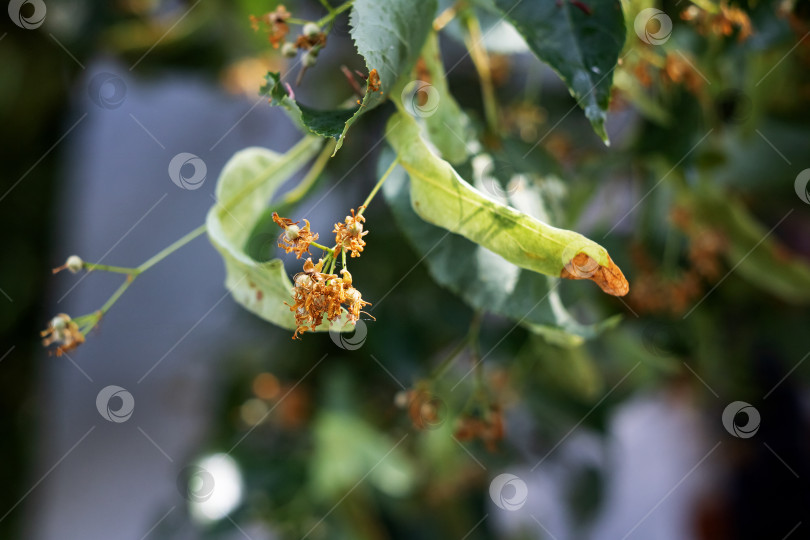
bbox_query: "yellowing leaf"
[385,111,629,296]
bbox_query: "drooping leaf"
[261,0,437,153]
[206,136,350,331]
[491,0,626,142]
[384,111,629,296]
[381,149,621,345]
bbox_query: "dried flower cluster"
[274,206,373,339]
[287,260,370,338]
[396,388,446,430]
[41,314,85,356]
[333,206,368,258]
[632,52,706,95]
[272,212,318,259]
[250,5,291,49]
[681,3,753,42]
[454,406,505,452]
[628,207,728,315]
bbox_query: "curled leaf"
[385,111,629,296]
[206,136,353,331]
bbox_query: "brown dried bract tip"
[561,253,630,296]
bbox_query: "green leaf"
[438,0,529,54]
[259,72,358,140]
[384,111,629,296]
[404,32,471,165]
[491,0,626,142]
[206,136,350,331]
[310,411,414,500]
[381,149,621,344]
[260,0,437,153]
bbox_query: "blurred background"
[2,0,810,538]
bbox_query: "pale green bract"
[206,136,351,332]
[385,111,612,277]
[405,32,471,165]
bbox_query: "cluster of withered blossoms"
[41,314,85,357]
[273,206,372,339]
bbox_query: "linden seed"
[302,51,318,68]
[302,22,321,38]
[349,222,363,236]
[51,315,68,331]
[285,225,300,240]
[66,255,83,273]
[281,42,297,58]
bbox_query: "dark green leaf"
[492,0,626,142]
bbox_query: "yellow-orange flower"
[273,212,318,259]
[250,5,292,49]
[41,314,85,356]
[334,206,368,258]
[286,260,372,339]
[681,3,752,42]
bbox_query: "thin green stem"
[430,338,469,380]
[279,140,337,207]
[430,311,484,381]
[464,14,499,134]
[138,224,207,273]
[341,248,347,270]
[84,263,138,275]
[328,252,337,275]
[99,278,134,316]
[310,241,334,254]
[317,0,335,13]
[359,158,399,216]
[316,0,353,26]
